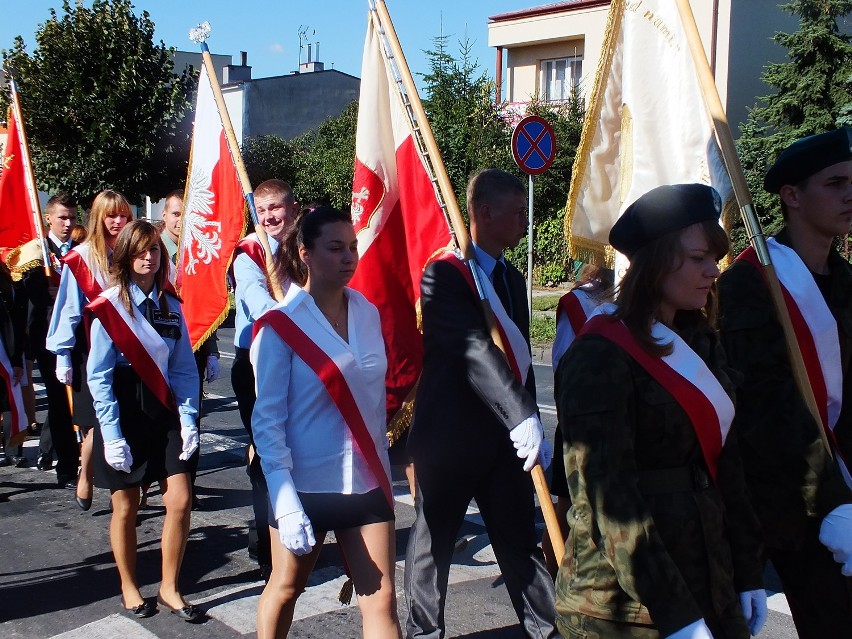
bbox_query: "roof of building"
[489,0,610,22]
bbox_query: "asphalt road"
[0,324,799,638]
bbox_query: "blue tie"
[59,242,70,256]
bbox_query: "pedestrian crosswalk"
[19,381,796,639]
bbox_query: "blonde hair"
[85,190,133,276]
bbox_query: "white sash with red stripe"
[765,238,848,485]
[584,310,733,480]
[254,289,392,504]
[438,252,531,385]
[552,287,610,369]
[88,287,176,413]
[0,341,27,448]
[63,242,108,301]
[477,261,532,385]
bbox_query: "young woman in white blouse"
[251,207,399,638]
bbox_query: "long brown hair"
[85,189,133,276]
[613,220,729,356]
[279,206,353,286]
[110,220,172,316]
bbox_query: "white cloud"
[268,43,285,55]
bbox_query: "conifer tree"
[735,0,852,251]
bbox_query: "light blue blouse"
[87,283,199,442]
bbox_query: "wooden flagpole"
[370,0,565,564]
[189,23,285,302]
[674,0,831,455]
[7,73,51,277]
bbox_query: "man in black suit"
[404,169,557,639]
[24,193,79,487]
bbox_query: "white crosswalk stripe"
[50,614,160,639]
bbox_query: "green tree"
[290,100,359,209]
[421,35,585,284]
[735,0,852,253]
[1,0,194,205]
[242,134,297,188]
[421,35,514,216]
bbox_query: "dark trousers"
[405,440,558,639]
[35,346,77,481]
[232,348,270,567]
[769,519,852,639]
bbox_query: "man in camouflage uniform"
[717,128,852,638]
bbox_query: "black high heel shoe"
[75,495,92,511]
[157,595,204,623]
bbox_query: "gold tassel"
[337,577,354,606]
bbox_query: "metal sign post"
[511,115,556,319]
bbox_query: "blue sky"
[1,1,536,83]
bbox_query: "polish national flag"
[0,106,38,259]
[349,17,451,436]
[0,104,37,447]
[177,64,246,350]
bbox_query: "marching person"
[160,189,219,510]
[87,220,202,622]
[554,184,766,639]
[0,259,27,466]
[717,128,852,637]
[251,206,399,638]
[21,193,78,483]
[231,179,299,579]
[46,189,132,506]
[542,264,614,575]
[404,169,557,639]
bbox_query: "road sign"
[511,115,556,176]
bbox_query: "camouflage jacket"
[717,230,852,550]
[554,326,763,636]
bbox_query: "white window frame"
[540,55,582,102]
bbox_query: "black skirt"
[93,366,194,490]
[70,328,97,428]
[268,487,394,533]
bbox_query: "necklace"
[319,300,347,329]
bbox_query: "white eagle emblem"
[351,186,370,225]
[182,164,222,275]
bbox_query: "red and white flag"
[0,106,38,261]
[177,64,246,350]
[349,17,452,432]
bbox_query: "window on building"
[541,56,582,102]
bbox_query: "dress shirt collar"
[472,243,505,280]
[48,231,71,251]
[129,281,160,309]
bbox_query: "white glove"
[820,504,852,576]
[538,438,553,470]
[664,619,714,639]
[738,589,767,635]
[56,365,72,385]
[104,438,133,473]
[205,355,220,383]
[178,417,199,461]
[510,414,544,472]
[268,468,316,556]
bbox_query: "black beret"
[609,184,722,258]
[764,127,852,193]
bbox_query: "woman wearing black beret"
[554,184,766,639]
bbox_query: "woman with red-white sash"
[46,189,132,507]
[251,207,399,638]
[553,185,765,639]
[87,220,202,622]
[542,265,614,575]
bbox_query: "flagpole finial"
[189,22,212,45]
